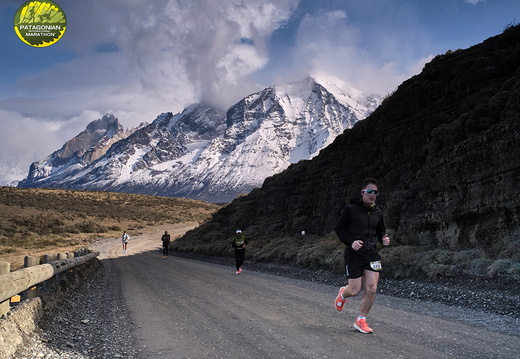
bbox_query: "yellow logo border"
[13,1,67,48]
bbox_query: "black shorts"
[345,251,382,279]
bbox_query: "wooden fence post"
[0,261,10,317]
[74,250,86,271]
[67,252,74,274]
[22,256,40,300]
[42,254,57,291]
[56,253,67,282]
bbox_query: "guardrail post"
[67,252,74,274]
[0,261,10,317]
[42,254,57,291]
[56,253,68,282]
[22,256,40,300]
[74,250,87,270]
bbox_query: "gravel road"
[11,228,520,358]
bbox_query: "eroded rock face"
[19,114,131,186]
[179,25,520,259]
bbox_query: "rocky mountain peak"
[19,114,134,186]
[19,77,377,202]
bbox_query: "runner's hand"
[352,240,363,251]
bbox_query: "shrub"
[467,258,494,276]
[295,236,339,270]
[75,221,107,233]
[488,259,520,277]
[330,249,345,274]
[424,263,458,278]
[380,245,421,279]
[497,236,520,262]
[251,237,299,263]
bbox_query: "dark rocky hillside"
[172,25,520,281]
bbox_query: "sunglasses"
[363,189,379,196]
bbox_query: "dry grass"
[4,186,518,281]
[0,187,221,270]
[173,223,520,280]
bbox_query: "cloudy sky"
[0,0,518,183]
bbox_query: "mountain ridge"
[19,114,144,186]
[19,76,380,202]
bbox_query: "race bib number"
[370,261,382,271]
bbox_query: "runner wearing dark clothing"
[232,230,248,274]
[161,231,171,258]
[337,199,386,273]
[334,178,391,334]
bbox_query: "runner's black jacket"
[334,200,386,257]
[161,233,171,247]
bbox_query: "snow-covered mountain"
[18,114,144,188]
[19,76,381,202]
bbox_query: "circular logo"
[13,1,67,47]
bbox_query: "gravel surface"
[9,253,520,358]
[174,253,520,318]
[11,260,139,359]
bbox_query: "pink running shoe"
[354,317,373,333]
[334,287,347,311]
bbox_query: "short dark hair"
[362,178,379,188]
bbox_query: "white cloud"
[0,0,299,180]
[3,0,298,126]
[97,0,298,109]
[465,0,485,5]
[285,8,432,95]
[0,0,451,183]
[0,110,103,171]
